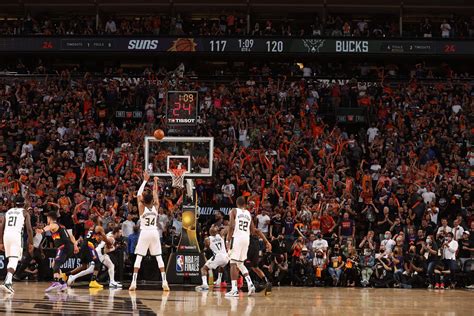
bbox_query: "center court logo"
[176,255,184,272]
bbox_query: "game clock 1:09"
[166,91,198,126]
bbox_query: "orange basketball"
[154,129,165,140]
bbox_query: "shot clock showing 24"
[166,91,198,125]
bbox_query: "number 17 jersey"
[233,208,251,240]
[140,206,158,231]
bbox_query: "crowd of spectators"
[0,59,473,288]
[0,13,473,38]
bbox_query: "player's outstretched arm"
[250,222,272,251]
[96,226,113,248]
[137,170,150,215]
[153,176,160,209]
[24,209,34,247]
[226,208,236,251]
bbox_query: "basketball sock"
[202,275,208,286]
[231,280,237,291]
[132,273,138,283]
[245,275,254,287]
[216,273,222,282]
[161,272,167,282]
[5,272,13,284]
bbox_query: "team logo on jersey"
[176,255,184,272]
[302,39,326,53]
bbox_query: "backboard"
[144,136,214,178]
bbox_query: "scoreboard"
[166,91,198,126]
[165,91,198,135]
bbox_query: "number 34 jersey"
[140,206,158,231]
[4,207,25,235]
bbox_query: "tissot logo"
[127,39,159,50]
[336,40,369,53]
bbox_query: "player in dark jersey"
[63,216,110,289]
[38,211,78,293]
[245,232,273,295]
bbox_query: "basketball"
[154,129,165,140]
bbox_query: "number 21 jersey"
[4,207,25,235]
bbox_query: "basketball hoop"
[168,166,187,189]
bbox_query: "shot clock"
[166,91,198,126]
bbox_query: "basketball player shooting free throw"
[129,170,169,291]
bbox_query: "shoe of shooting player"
[162,281,170,291]
[0,283,14,294]
[109,281,122,289]
[248,285,256,296]
[195,285,209,292]
[225,289,239,297]
[129,281,137,291]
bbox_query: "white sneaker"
[162,281,170,291]
[1,283,14,294]
[248,285,256,296]
[129,282,137,291]
[109,281,122,288]
[225,289,239,297]
[195,285,209,292]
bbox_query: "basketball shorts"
[205,253,229,270]
[54,245,73,269]
[229,237,249,262]
[245,237,260,268]
[135,229,162,256]
[79,242,100,265]
[4,234,22,258]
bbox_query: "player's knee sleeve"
[103,256,114,269]
[237,262,248,275]
[156,255,165,268]
[85,264,95,274]
[134,255,143,269]
[7,257,19,271]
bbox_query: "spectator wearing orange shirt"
[321,210,337,237]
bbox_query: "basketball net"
[168,163,186,189]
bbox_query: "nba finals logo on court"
[176,255,184,272]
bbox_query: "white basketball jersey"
[97,232,115,254]
[233,208,251,240]
[4,207,25,235]
[210,234,226,256]
[140,206,158,231]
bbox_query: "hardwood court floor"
[0,282,473,315]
